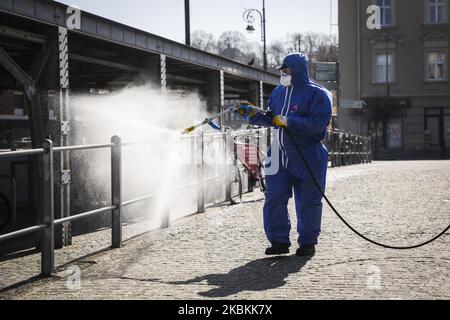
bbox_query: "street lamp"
[243,0,267,70]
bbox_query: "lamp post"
[185,0,191,46]
[243,0,267,70]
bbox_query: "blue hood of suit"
[281,53,310,87]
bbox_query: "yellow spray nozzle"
[182,126,195,135]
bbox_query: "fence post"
[41,139,54,277]
[10,178,17,228]
[197,131,205,214]
[331,131,336,168]
[111,135,122,248]
[161,208,170,229]
[333,130,341,167]
[366,137,369,163]
[351,135,355,165]
[245,133,254,193]
[335,131,340,167]
[224,129,232,202]
[361,136,364,164]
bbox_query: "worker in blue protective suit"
[236,53,332,256]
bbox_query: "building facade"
[339,0,450,159]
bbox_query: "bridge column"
[56,26,72,247]
[160,54,167,92]
[259,81,265,109]
[204,70,224,122]
[248,81,260,107]
[141,54,166,91]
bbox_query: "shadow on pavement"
[168,255,313,298]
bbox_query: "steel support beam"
[224,85,248,94]
[69,53,141,73]
[0,45,35,95]
[167,74,205,85]
[28,40,56,83]
[0,24,49,44]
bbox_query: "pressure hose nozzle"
[180,103,268,135]
[182,126,196,135]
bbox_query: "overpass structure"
[0,0,279,247]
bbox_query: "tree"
[217,31,258,64]
[267,40,286,69]
[191,29,339,71]
[217,31,247,52]
[191,30,218,54]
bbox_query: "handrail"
[54,206,116,225]
[54,143,114,152]
[0,149,44,158]
[0,224,46,242]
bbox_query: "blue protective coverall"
[250,53,332,246]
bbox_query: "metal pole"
[262,0,267,70]
[41,140,54,277]
[246,134,254,193]
[225,129,232,202]
[331,132,335,166]
[161,208,170,229]
[111,136,122,248]
[11,177,17,227]
[197,131,205,213]
[185,0,191,46]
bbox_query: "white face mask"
[280,72,292,87]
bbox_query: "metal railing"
[0,138,119,276]
[325,130,372,167]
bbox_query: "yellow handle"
[182,126,196,135]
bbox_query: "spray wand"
[181,102,268,135]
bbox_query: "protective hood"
[280,53,310,87]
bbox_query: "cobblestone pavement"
[1,161,449,300]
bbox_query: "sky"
[58,0,338,44]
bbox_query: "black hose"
[284,129,450,250]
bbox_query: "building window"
[428,0,447,24]
[427,51,447,81]
[376,0,393,26]
[374,52,394,83]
